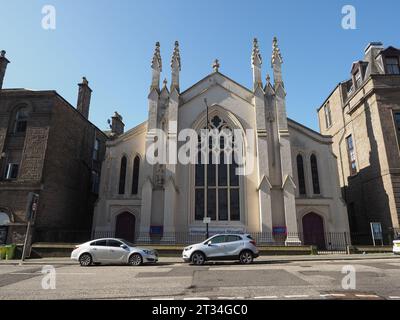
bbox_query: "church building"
[92,38,349,247]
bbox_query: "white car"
[182,234,259,265]
[393,236,400,255]
[71,238,158,266]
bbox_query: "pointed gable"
[180,71,254,106]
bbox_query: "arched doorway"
[302,212,326,250]
[115,212,136,243]
[0,212,10,245]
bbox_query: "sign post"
[203,217,211,239]
[370,222,383,247]
[20,192,39,264]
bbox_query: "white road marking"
[217,297,244,300]
[354,294,379,298]
[183,297,210,300]
[389,296,400,299]
[254,296,278,299]
[320,293,346,297]
[151,297,174,300]
[12,272,96,275]
[284,295,310,298]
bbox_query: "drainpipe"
[337,84,348,203]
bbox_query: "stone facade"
[317,42,400,242]
[93,39,349,247]
[0,54,107,245]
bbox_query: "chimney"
[109,112,124,136]
[0,50,10,90]
[364,42,384,75]
[364,42,383,55]
[76,77,92,119]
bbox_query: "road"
[0,256,400,300]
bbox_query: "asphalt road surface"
[0,257,400,300]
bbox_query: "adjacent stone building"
[93,39,349,248]
[0,51,107,245]
[317,42,400,243]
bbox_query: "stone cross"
[212,59,220,72]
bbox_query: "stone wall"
[0,90,107,243]
[318,75,400,236]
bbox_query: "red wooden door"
[302,213,326,250]
[115,212,135,243]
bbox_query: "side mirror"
[207,241,212,246]
[120,244,128,249]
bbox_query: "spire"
[170,41,181,71]
[271,37,283,85]
[251,38,263,91]
[151,41,162,71]
[271,37,283,65]
[170,41,181,92]
[264,73,274,95]
[251,38,262,66]
[150,42,162,90]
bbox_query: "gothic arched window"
[131,156,140,195]
[296,154,306,195]
[0,212,10,226]
[194,115,240,222]
[310,154,320,195]
[118,156,127,195]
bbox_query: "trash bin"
[4,244,16,260]
[0,246,6,259]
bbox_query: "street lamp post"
[202,60,220,240]
[204,98,210,239]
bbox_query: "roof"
[288,118,332,144]
[0,88,108,138]
[316,82,342,112]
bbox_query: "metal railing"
[32,229,398,253]
[92,231,353,251]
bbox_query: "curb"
[0,254,397,266]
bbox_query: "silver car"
[182,234,259,265]
[71,238,158,266]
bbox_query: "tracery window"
[194,115,240,221]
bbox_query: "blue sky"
[1,0,399,132]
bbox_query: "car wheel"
[191,252,205,265]
[129,253,143,266]
[79,253,92,267]
[239,251,254,264]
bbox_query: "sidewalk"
[0,253,397,266]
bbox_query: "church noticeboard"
[370,222,383,246]
[273,226,287,235]
[150,226,163,235]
